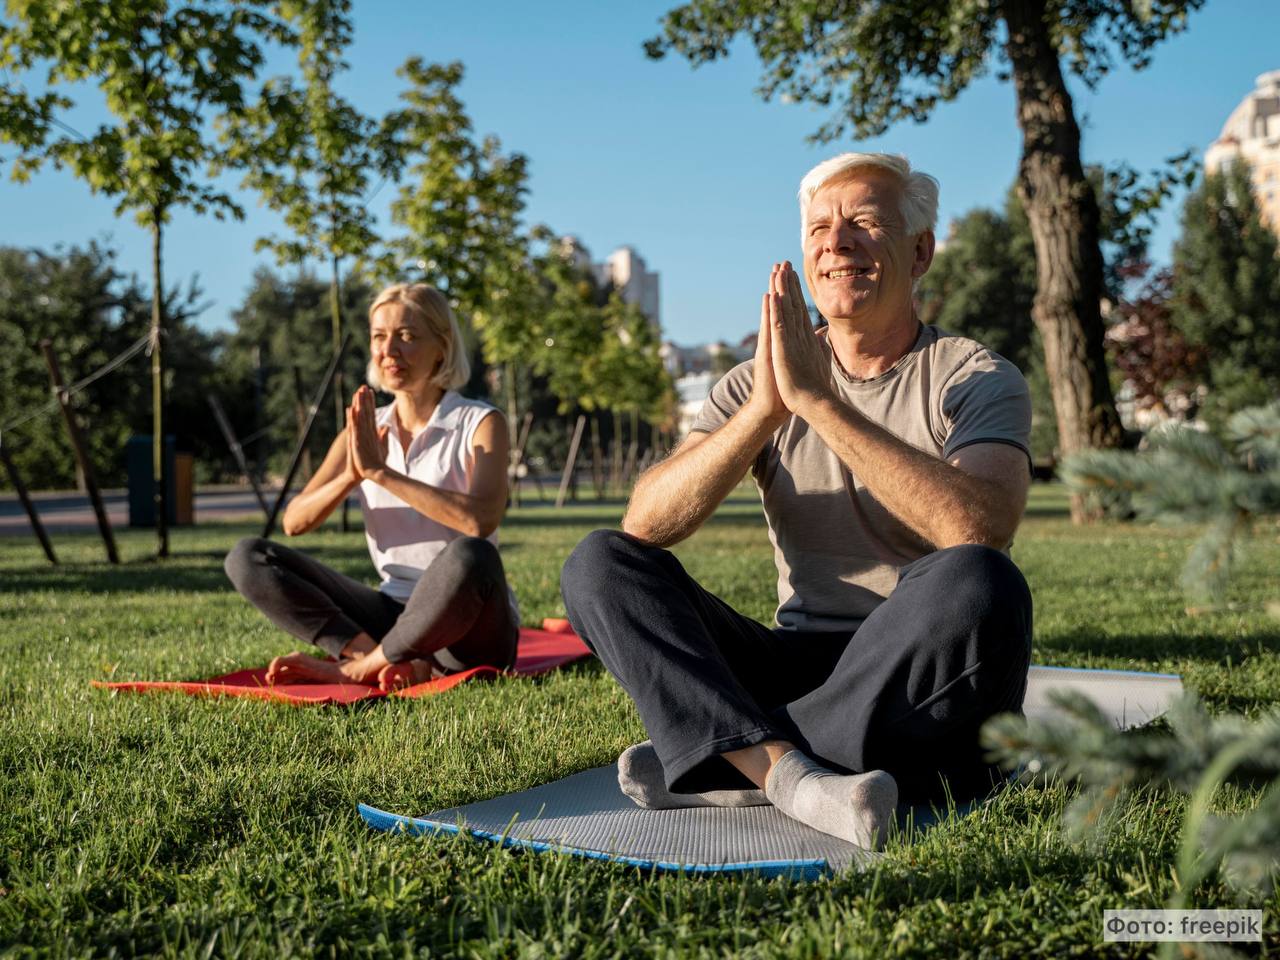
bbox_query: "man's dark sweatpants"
[561,529,1032,805]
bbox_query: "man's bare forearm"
[796,393,1018,548]
[622,406,782,547]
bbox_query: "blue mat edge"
[357,802,831,879]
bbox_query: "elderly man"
[560,153,1033,850]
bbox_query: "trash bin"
[174,452,194,525]
[126,435,193,527]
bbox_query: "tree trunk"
[330,253,349,532]
[590,413,605,500]
[623,409,640,485]
[1002,0,1124,521]
[292,364,313,480]
[505,363,520,507]
[610,409,624,490]
[151,218,169,557]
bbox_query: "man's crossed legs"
[560,530,1032,849]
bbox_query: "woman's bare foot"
[266,651,375,686]
[377,658,437,692]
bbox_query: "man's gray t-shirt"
[690,324,1031,634]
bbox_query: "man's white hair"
[798,153,939,238]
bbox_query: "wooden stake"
[509,411,533,508]
[206,393,270,517]
[556,414,586,509]
[0,439,57,564]
[291,365,313,481]
[39,340,118,564]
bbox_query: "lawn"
[1,485,1278,957]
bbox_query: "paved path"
[0,488,335,535]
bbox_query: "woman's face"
[369,302,446,392]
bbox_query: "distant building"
[558,235,595,275]
[661,336,754,379]
[674,370,718,436]
[558,237,661,329]
[663,334,757,436]
[598,246,660,329]
[1205,70,1280,232]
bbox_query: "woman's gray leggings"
[224,536,518,670]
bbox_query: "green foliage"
[985,692,1280,908]
[381,59,529,332]
[587,295,673,424]
[920,162,1200,462]
[0,243,223,489]
[644,0,1201,144]
[220,0,403,288]
[1062,402,1280,604]
[917,195,1037,372]
[916,188,1051,456]
[1171,163,1280,424]
[0,0,290,227]
[1100,150,1200,292]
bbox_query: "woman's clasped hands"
[345,384,391,485]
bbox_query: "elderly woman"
[224,282,518,691]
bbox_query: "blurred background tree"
[0,0,293,553]
[0,243,220,490]
[1170,163,1280,427]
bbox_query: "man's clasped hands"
[748,262,837,429]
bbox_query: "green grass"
[1,485,1278,957]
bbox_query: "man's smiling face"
[803,167,929,326]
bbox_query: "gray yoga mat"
[359,665,1183,877]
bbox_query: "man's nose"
[824,220,858,254]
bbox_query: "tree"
[221,0,404,493]
[985,690,1280,952]
[1,0,291,554]
[380,59,529,386]
[917,199,1038,373]
[1171,163,1280,425]
[645,0,1204,519]
[1105,267,1205,425]
[916,194,1058,461]
[0,243,222,490]
[588,295,674,486]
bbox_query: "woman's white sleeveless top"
[358,391,518,621]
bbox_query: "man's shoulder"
[708,359,756,403]
[923,326,1026,388]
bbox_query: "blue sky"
[3,0,1277,347]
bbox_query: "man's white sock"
[617,741,768,809]
[763,749,897,850]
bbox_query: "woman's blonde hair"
[365,283,471,391]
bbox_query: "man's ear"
[911,230,936,279]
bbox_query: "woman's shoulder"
[442,392,505,427]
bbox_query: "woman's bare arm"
[281,429,359,536]
[357,406,510,538]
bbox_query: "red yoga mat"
[92,620,591,706]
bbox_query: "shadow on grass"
[1037,625,1280,665]
[1023,501,1073,519]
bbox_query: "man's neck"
[825,309,921,381]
